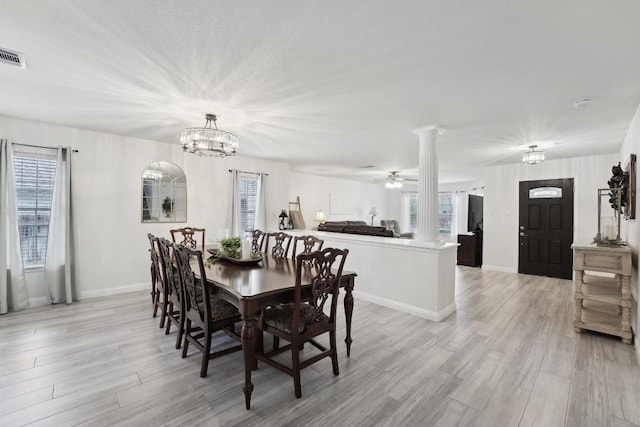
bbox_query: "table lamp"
[278,210,289,230]
[368,207,378,226]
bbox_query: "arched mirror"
[141,161,187,223]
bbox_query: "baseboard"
[78,282,150,300]
[482,264,517,273]
[354,290,456,321]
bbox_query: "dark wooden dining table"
[197,251,357,410]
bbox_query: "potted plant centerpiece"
[219,237,242,259]
[207,236,262,266]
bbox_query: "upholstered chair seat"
[264,304,328,334]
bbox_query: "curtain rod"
[12,142,79,153]
[228,169,268,176]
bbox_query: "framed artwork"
[625,154,636,220]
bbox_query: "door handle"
[519,232,527,237]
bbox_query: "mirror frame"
[141,161,187,223]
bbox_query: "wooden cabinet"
[457,234,482,267]
[572,244,633,344]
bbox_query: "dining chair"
[173,243,243,377]
[147,233,168,326]
[251,229,266,254]
[269,234,325,351]
[170,227,206,253]
[256,247,349,398]
[157,237,185,349]
[265,232,293,258]
[147,233,158,305]
[291,235,324,260]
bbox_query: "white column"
[412,125,445,243]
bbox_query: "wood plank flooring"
[1,266,638,426]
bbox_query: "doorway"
[518,178,574,279]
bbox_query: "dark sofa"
[317,221,394,237]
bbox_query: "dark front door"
[518,178,574,279]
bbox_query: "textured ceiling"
[1,0,640,183]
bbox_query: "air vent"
[0,47,26,69]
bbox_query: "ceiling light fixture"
[385,181,403,189]
[181,113,238,157]
[522,145,544,165]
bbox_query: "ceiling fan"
[373,171,418,189]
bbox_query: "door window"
[529,187,562,199]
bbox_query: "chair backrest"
[265,232,293,258]
[173,243,209,325]
[157,237,181,303]
[170,227,205,253]
[147,233,163,291]
[292,248,349,335]
[251,229,266,253]
[291,235,324,260]
[380,219,401,235]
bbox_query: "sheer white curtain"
[0,140,28,314]
[254,173,266,231]
[451,191,469,239]
[44,147,75,304]
[400,191,417,233]
[230,169,242,237]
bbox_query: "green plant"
[162,197,174,217]
[219,237,241,259]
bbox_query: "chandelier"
[181,113,238,157]
[522,145,544,164]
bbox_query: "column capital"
[412,125,446,136]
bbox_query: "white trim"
[289,229,458,254]
[482,264,517,273]
[354,290,456,321]
[78,282,149,300]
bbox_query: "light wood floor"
[1,266,639,426]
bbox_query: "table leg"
[241,315,257,410]
[343,276,354,357]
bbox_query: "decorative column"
[412,125,445,243]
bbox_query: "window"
[529,187,562,199]
[239,173,258,234]
[13,154,57,266]
[403,191,455,235]
[403,192,418,233]
[438,192,453,235]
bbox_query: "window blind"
[239,173,258,234]
[13,155,57,266]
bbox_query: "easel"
[288,196,306,229]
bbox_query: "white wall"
[289,172,391,228]
[483,153,619,273]
[1,115,290,301]
[618,101,640,356]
